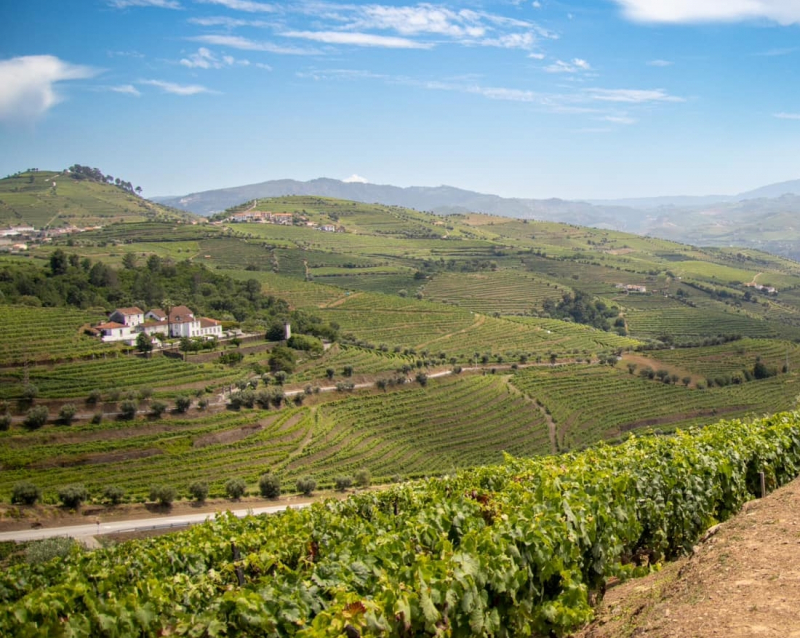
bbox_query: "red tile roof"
[200,317,221,328]
[112,307,143,316]
[97,322,125,330]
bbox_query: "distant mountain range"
[154,177,800,260]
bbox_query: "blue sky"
[1,0,799,199]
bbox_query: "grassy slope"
[0,171,198,228]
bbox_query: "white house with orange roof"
[99,305,222,343]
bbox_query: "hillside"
[0,170,198,229]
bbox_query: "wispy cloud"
[774,112,800,120]
[109,0,181,8]
[180,47,252,68]
[544,58,591,73]
[585,88,684,103]
[189,34,319,54]
[196,0,277,12]
[282,30,432,49]
[613,0,800,25]
[755,46,798,57]
[110,84,142,96]
[599,115,636,124]
[647,59,673,67]
[0,55,99,123]
[140,79,215,95]
[188,16,271,28]
[343,174,369,183]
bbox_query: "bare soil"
[576,476,800,638]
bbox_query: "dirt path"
[576,476,800,638]
[417,313,486,349]
[323,292,362,308]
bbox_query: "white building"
[99,305,222,343]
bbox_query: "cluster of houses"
[225,209,339,233]
[0,224,104,253]
[95,305,223,344]
[745,282,778,294]
[615,283,648,294]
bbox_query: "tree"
[136,332,153,355]
[415,372,428,387]
[188,481,209,503]
[225,478,247,499]
[682,376,692,387]
[103,485,125,505]
[86,389,103,404]
[149,485,177,506]
[58,404,77,426]
[354,468,371,488]
[122,252,138,270]
[119,400,138,420]
[149,400,168,417]
[0,413,11,431]
[23,405,49,429]
[58,484,88,509]
[268,346,296,373]
[326,368,335,380]
[49,249,68,276]
[295,477,316,496]
[258,473,281,499]
[174,395,192,413]
[12,481,41,505]
[342,365,354,378]
[334,476,353,492]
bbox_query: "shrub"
[174,395,192,413]
[23,405,49,430]
[58,404,78,426]
[225,478,247,500]
[229,389,255,410]
[149,485,177,506]
[103,485,125,505]
[273,371,288,385]
[25,537,77,566]
[287,334,324,354]
[415,372,428,387]
[354,468,371,488]
[58,484,89,509]
[138,387,153,400]
[197,398,209,410]
[295,476,316,496]
[188,481,209,502]
[149,400,168,417]
[11,481,40,505]
[21,384,38,402]
[119,400,138,420]
[342,365,354,377]
[86,389,103,404]
[258,473,281,499]
[334,476,353,492]
[91,412,103,425]
[0,413,11,431]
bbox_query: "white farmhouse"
[99,305,222,343]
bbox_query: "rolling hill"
[0,169,199,229]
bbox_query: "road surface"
[0,503,309,543]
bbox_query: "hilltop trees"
[542,290,619,331]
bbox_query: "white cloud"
[478,32,538,50]
[343,174,369,183]
[110,0,181,8]
[774,112,800,120]
[544,58,591,73]
[585,88,684,103]
[282,30,433,49]
[188,16,271,28]
[647,59,673,67]
[613,0,800,25]
[533,1,542,7]
[196,0,277,12]
[189,34,319,54]
[110,84,142,96]
[180,47,252,68]
[0,55,98,123]
[353,5,486,38]
[140,79,215,95]
[528,52,545,60]
[600,115,637,124]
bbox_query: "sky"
[1,0,800,200]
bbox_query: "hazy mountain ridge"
[155,177,800,261]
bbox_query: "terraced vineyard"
[0,355,245,400]
[0,305,115,365]
[220,269,345,309]
[511,364,800,450]
[292,344,415,383]
[421,270,566,315]
[0,375,550,501]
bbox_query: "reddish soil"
[576,476,800,637]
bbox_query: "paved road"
[0,503,309,543]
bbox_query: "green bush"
[91,412,103,425]
[103,485,125,505]
[86,389,102,404]
[174,395,192,413]
[334,476,353,492]
[188,481,209,503]
[119,400,138,420]
[295,477,316,496]
[23,405,48,430]
[149,485,177,506]
[58,404,78,426]
[287,334,324,354]
[258,473,281,499]
[25,537,77,566]
[225,478,247,500]
[11,482,40,505]
[149,400,168,417]
[354,468,371,488]
[0,413,11,431]
[58,484,89,509]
